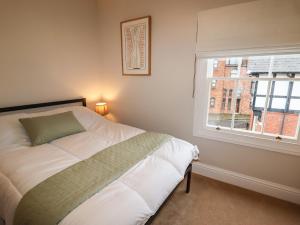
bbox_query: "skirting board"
[192,162,300,205]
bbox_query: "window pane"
[255,97,266,108]
[271,98,287,110]
[256,81,268,95]
[205,54,300,141]
[273,81,289,96]
[207,80,235,128]
[263,112,299,138]
[290,99,300,111]
[292,81,300,97]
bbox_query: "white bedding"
[0,106,198,225]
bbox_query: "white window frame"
[193,48,300,156]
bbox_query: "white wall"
[0,0,102,108]
[97,0,300,189]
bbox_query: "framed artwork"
[120,16,151,76]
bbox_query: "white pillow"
[0,113,31,150]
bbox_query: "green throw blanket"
[14,132,171,225]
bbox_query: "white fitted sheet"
[0,106,198,225]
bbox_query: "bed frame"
[0,98,192,225]
[0,98,86,113]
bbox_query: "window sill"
[194,127,300,156]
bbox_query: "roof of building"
[247,55,300,73]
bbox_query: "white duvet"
[0,106,198,225]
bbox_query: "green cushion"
[19,111,85,146]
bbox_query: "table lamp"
[95,102,108,116]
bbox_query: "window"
[222,88,227,97]
[228,89,233,110]
[194,53,300,155]
[230,68,239,77]
[211,79,217,88]
[235,99,241,113]
[226,57,239,66]
[290,81,300,111]
[227,99,232,111]
[210,97,216,108]
[221,89,227,110]
[241,59,248,67]
[213,59,218,68]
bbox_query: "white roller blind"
[196,0,300,57]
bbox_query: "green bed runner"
[14,132,171,225]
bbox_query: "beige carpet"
[152,174,300,225]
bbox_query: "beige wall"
[0,0,299,189]
[97,0,300,189]
[0,0,101,108]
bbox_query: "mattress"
[0,106,199,225]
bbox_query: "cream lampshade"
[95,102,108,116]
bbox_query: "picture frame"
[120,16,151,76]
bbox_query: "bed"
[0,98,199,225]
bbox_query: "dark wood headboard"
[0,98,86,113]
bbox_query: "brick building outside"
[208,56,300,138]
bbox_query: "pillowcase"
[0,113,31,150]
[25,106,106,131]
[19,111,85,146]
